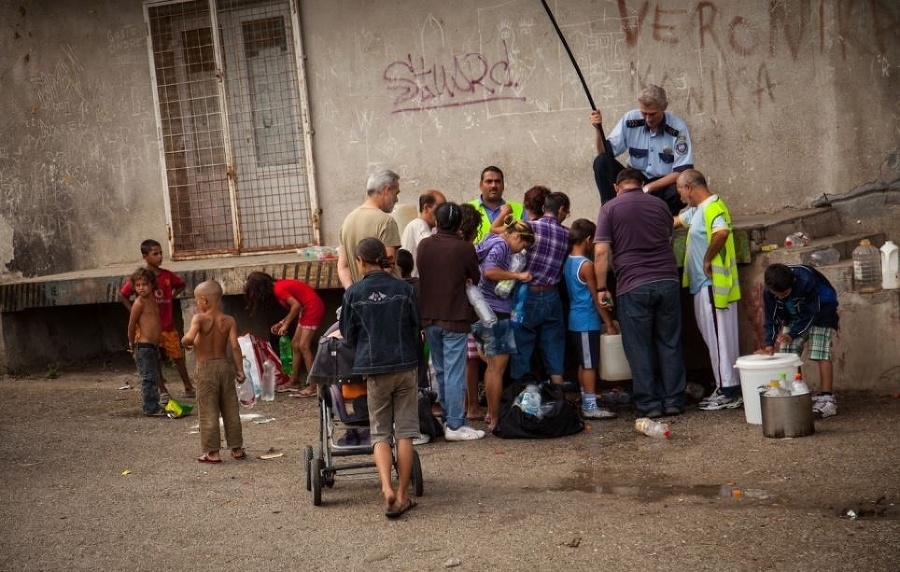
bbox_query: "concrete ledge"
[0,254,342,312]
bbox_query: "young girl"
[340,238,420,517]
[472,217,535,431]
[243,272,325,396]
[563,219,619,420]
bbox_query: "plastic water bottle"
[236,376,256,408]
[515,384,542,417]
[260,359,276,401]
[764,380,789,397]
[466,284,497,325]
[635,418,670,438]
[791,372,809,395]
[808,247,840,267]
[495,252,527,297]
[779,373,791,395]
[279,335,293,376]
[852,239,882,293]
[881,240,899,289]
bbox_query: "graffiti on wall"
[384,39,525,113]
[380,0,898,117]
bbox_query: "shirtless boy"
[181,280,245,464]
[127,268,166,417]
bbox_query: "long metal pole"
[538,0,608,143]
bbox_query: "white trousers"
[693,287,741,389]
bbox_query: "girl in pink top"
[244,272,325,396]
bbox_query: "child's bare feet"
[231,448,246,460]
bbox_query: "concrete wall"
[1,0,898,279]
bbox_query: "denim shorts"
[471,318,517,357]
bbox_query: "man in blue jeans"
[593,168,686,418]
[511,191,570,385]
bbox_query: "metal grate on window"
[146,0,316,257]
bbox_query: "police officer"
[590,85,693,215]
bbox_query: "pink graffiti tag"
[383,40,525,113]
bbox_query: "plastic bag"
[510,282,529,328]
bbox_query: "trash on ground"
[252,417,276,424]
[259,452,284,460]
[121,469,131,476]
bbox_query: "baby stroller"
[304,325,424,506]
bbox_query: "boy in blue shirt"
[563,219,618,419]
[760,263,840,418]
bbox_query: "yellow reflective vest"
[683,197,741,309]
[468,198,524,243]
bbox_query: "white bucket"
[600,325,632,382]
[734,354,802,424]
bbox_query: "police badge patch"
[675,136,688,155]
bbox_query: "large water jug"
[852,239,881,293]
[881,240,898,290]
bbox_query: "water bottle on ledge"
[852,239,881,293]
[808,247,840,267]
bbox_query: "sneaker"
[698,389,743,411]
[444,425,486,441]
[412,432,431,446]
[812,394,837,418]
[158,392,170,406]
[582,406,618,420]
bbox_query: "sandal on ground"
[275,385,300,393]
[197,453,222,464]
[385,499,417,519]
[291,387,317,398]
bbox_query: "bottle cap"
[794,372,802,380]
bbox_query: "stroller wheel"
[411,450,424,497]
[304,446,314,492]
[311,457,324,506]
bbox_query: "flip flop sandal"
[385,499,417,519]
[291,387,317,398]
[197,454,222,464]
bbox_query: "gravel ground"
[1,364,898,572]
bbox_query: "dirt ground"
[1,362,898,572]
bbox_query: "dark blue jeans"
[134,344,162,415]
[510,289,566,380]
[617,280,686,413]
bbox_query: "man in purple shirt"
[593,169,686,418]
[511,190,571,384]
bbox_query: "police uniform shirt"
[606,109,694,179]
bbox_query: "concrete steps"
[734,205,898,393]
[759,231,886,293]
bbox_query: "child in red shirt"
[120,239,196,401]
[244,271,325,396]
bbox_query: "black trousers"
[592,154,685,215]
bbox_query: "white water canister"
[734,354,802,425]
[852,238,881,293]
[881,240,899,289]
[600,323,632,381]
